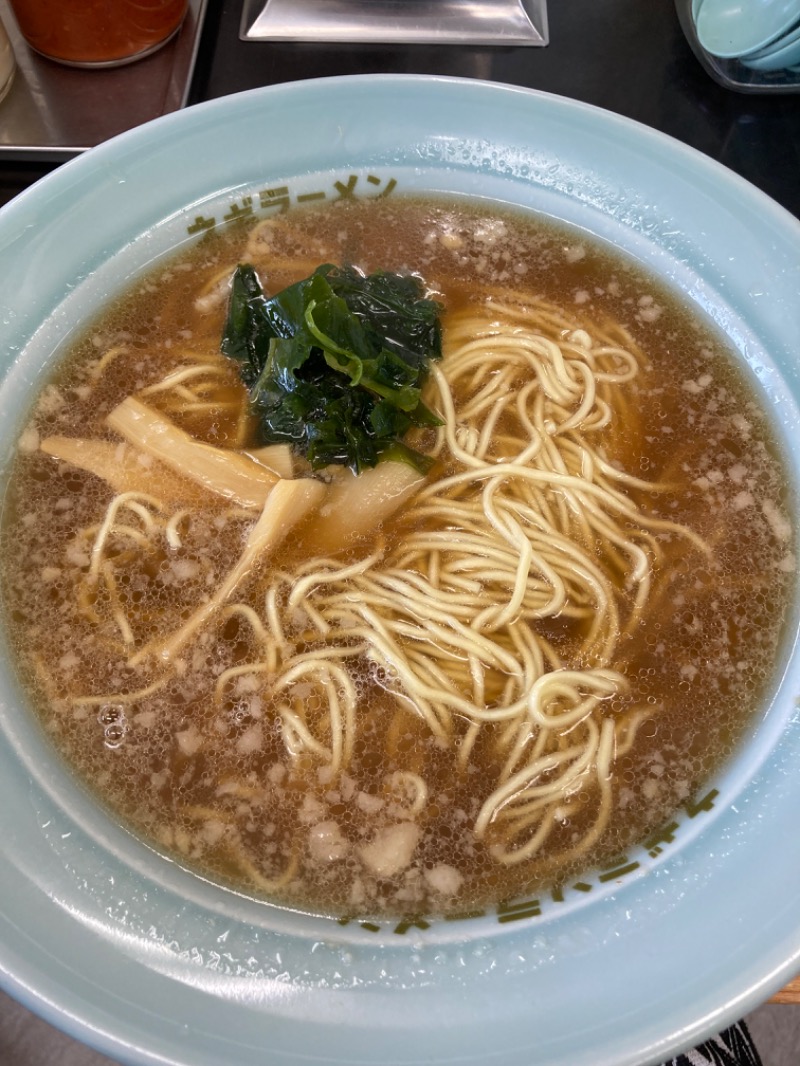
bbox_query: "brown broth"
[0,195,794,919]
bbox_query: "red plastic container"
[7,0,188,67]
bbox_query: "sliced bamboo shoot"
[134,477,326,665]
[244,444,295,480]
[299,461,427,556]
[40,436,204,503]
[107,397,278,510]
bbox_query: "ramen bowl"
[0,75,799,1066]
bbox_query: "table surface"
[0,0,799,1056]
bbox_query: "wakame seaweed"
[220,263,443,474]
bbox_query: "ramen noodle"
[1,196,794,918]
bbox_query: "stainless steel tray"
[241,0,548,46]
[0,0,208,161]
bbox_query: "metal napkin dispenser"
[241,0,549,46]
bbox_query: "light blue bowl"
[741,17,800,67]
[695,0,800,57]
[0,75,799,1066]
